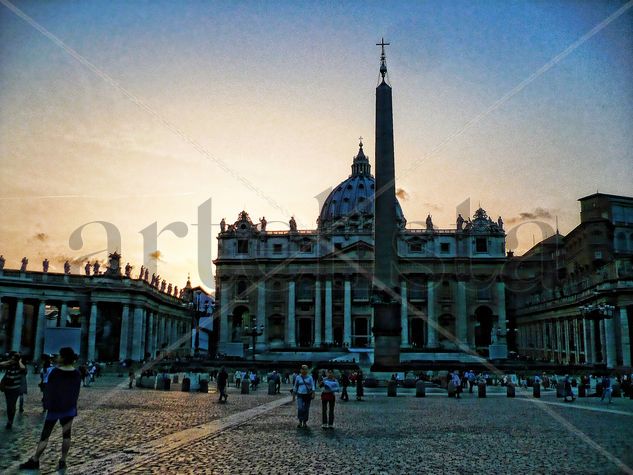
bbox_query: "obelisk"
[372,38,401,369]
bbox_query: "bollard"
[387,380,397,397]
[477,382,486,398]
[241,379,250,394]
[447,381,456,398]
[163,377,171,391]
[506,385,515,398]
[268,379,276,395]
[415,380,426,398]
[181,377,191,392]
[533,382,541,398]
[579,384,586,398]
[199,380,209,393]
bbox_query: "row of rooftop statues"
[0,254,182,298]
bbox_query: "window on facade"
[273,243,283,254]
[476,238,488,253]
[237,239,248,254]
[409,242,423,253]
[236,280,248,299]
[477,286,491,300]
[440,242,450,253]
[300,241,312,253]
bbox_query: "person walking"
[563,375,575,403]
[234,370,241,388]
[128,370,135,389]
[466,370,476,393]
[451,371,462,399]
[18,365,28,413]
[319,370,340,429]
[293,365,315,428]
[1,351,27,429]
[355,370,364,401]
[19,347,82,471]
[340,372,350,401]
[601,375,613,404]
[217,367,229,403]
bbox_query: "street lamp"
[189,293,210,357]
[244,319,264,362]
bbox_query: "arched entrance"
[231,306,249,342]
[298,318,312,347]
[475,306,494,350]
[410,318,425,348]
[438,314,456,350]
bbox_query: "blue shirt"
[293,375,314,394]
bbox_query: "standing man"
[601,375,613,404]
[234,369,241,388]
[340,372,350,401]
[217,367,229,403]
[1,351,27,429]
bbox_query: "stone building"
[509,193,633,368]
[0,252,191,362]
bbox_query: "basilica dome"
[318,141,406,231]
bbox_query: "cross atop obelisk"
[376,37,390,80]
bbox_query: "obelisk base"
[372,301,401,370]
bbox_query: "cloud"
[149,250,163,261]
[506,207,554,224]
[396,188,409,201]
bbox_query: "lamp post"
[244,319,264,362]
[189,293,210,357]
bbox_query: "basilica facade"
[214,141,508,361]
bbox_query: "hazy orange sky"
[1,1,632,291]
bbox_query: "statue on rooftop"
[497,216,504,230]
[456,214,464,231]
[42,259,49,273]
[139,265,145,279]
[125,262,132,277]
[20,257,28,272]
[0,255,5,270]
[93,261,100,275]
[167,283,173,294]
[220,218,226,233]
[425,214,433,231]
[64,261,71,274]
[85,262,91,276]
[161,280,167,292]
[289,216,297,232]
[260,216,267,231]
[144,268,149,281]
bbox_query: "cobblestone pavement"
[0,375,286,474]
[2,376,632,474]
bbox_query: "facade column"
[456,280,467,348]
[556,320,563,363]
[60,302,68,327]
[343,279,351,347]
[287,281,296,347]
[314,280,322,347]
[257,280,267,349]
[496,281,507,338]
[219,280,230,345]
[147,312,155,358]
[33,300,46,361]
[588,319,597,363]
[599,319,607,364]
[132,307,144,361]
[155,314,163,353]
[581,318,589,363]
[564,319,571,364]
[620,307,631,367]
[324,280,333,344]
[572,318,580,363]
[119,304,130,360]
[605,316,617,368]
[400,280,409,347]
[542,321,548,360]
[11,299,25,352]
[427,280,437,348]
[87,302,98,361]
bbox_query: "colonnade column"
[60,302,68,327]
[257,280,267,349]
[314,280,322,347]
[456,280,467,349]
[572,318,580,363]
[219,280,229,345]
[620,307,631,367]
[87,302,98,361]
[324,280,333,344]
[119,304,130,360]
[11,299,24,352]
[33,301,46,361]
[343,279,351,347]
[564,319,571,364]
[426,280,437,348]
[132,307,144,361]
[400,280,409,348]
[589,319,597,363]
[147,312,155,358]
[287,281,296,347]
[605,317,617,368]
[599,319,607,364]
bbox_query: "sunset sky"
[1,0,632,291]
